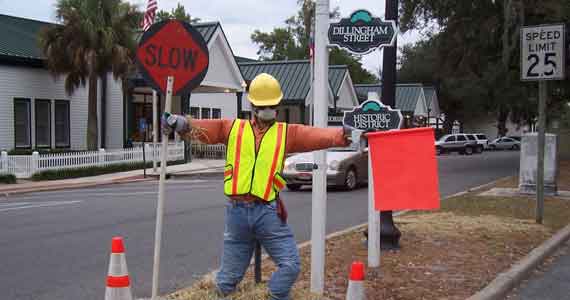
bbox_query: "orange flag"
[366,128,440,211]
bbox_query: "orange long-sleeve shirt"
[182,118,348,154]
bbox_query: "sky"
[0,0,421,76]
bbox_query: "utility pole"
[380,0,402,249]
[311,0,329,294]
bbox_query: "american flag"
[141,0,158,31]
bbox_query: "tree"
[251,0,377,83]
[39,0,139,150]
[399,0,570,135]
[156,3,200,23]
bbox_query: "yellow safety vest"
[224,119,288,201]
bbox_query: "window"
[466,134,476,141]
[456,135,466,141]
[190,107,200,119]
[14,98,31,148]
[445,136,455,142]
[476,134,487,140]
[201,107,211,119]
[54,100,70,148]
[212,108,222,119]
[35,100,51,147]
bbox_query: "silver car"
[282,147,368,191]
[489,137,521,150]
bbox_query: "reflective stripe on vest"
[224,120,287,201]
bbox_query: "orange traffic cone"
[346,261,366,300]
[105,237,133,300]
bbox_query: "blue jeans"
[216,200,301,300]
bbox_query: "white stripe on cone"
[345,280,366,300]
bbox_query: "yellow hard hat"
[247,73,283,106]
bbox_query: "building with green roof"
[354,83,431,117]
[239,60,359,124]
[0,13,245,150]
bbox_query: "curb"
[0,176,153,197]
[467,224,570,300]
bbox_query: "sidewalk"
[0,159,225,196]
[509,241,570,300]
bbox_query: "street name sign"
[328,9,396,55]
[136,20,210,95]
[521,24,566,81]
[343,100,402,131]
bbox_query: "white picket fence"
[191,143,226,159]
[0,142,185,178]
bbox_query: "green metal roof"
[0,14,219,65]
[0,14,53,63]
[238,60,348,104]
[235,56,257,63]
[423,87,436,109]
[354,83,425,112]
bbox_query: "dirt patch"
[168,160,570,300]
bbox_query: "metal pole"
[368,148,380,267]
[536,81,547,224]
[153,90,158,173]
[151,76,174,299]
[310,0,329,294]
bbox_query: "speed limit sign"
[521,24,566,81]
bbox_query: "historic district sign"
[328,9,397,55]
[343,100,402,131]
[136,20,210,96]
[521,24,566,81]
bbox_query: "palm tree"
[39,0,139,150]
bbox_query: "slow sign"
[343,100,402,131]
[136,20,209,96]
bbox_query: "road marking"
[0,201,82,212]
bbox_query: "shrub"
[0,174,16,184]
[31,160,185,181]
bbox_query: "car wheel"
[464,146,474,155]
[436,147,443,155]
[287,184,301,191]
[511,144,520,150]
[344,168,358,190]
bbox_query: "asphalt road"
[511,242,570,300]
[0,151,520,300]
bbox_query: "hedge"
[31,160,186,181]
[0,174,17,184]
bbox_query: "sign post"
[327,8,398,270]
[521,24,566,224]
[311,0,330,294]
[136,19,209,299]
[343,98,402,268]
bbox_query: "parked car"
[473,133,489,150]
[282,146,368,191]
[465,134,484,153]
[489,137,521,150]
[435,133,478,155]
